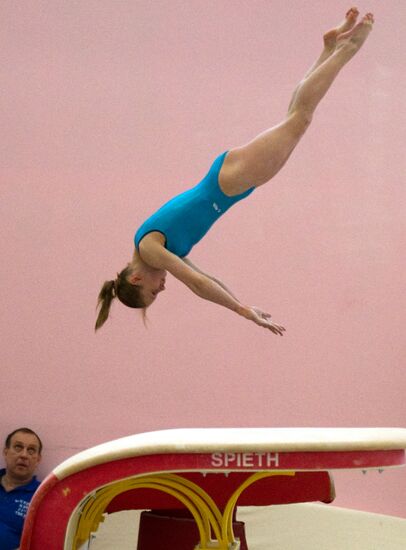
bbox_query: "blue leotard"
[134,152,254,257]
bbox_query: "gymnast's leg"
[220,10,374,195]
[287,7,359,112]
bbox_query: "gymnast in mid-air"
[96,8,374,335]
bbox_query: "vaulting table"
[20,427,406,549]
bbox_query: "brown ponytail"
[95,266,146,331]
[95,280,116,331]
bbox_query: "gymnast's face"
[138,270,167,306]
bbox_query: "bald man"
[0,428,42,550]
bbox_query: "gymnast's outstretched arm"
[182,258,239,301]
[139,240,285,335]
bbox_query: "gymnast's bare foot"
[323,7,359,51]
[336,13,374,52]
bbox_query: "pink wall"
[1,0,405,517]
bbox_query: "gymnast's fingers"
[269,322,285,335]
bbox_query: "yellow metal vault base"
[195,541,240,550]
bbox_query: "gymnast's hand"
[240,306,286,336]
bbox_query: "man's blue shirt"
[0,469,40,550]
